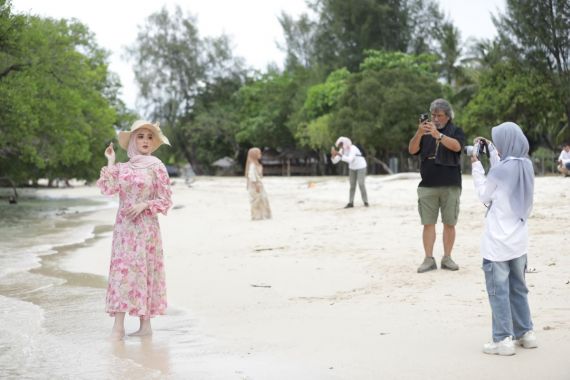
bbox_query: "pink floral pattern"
[97,162,172,318]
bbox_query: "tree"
[459,61,564,152]
[494,0,570,144]
[331,50,443,157]
[435,21,463,86]
[178,75,244,173]
[235,71,298,149]
[406,0,446,54]
[0,7,118,183]
[298,68,350,150]
[278,12,317,70]
[126,6,245,169]
[308,0,411,72]
[278,0,449,76]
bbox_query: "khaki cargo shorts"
[417,186,461,225]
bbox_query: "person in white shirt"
[471,122,538,356]
[330,136,369,208]
[557,143,570,176]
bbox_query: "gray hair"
[429,98,454,120]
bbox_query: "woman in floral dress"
[97,120,172,339]
[245,147,271,220]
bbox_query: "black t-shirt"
[415,122,465,187]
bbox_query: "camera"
[419,113,429,123]
[465,139,490,158]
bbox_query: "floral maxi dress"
[97,162,172,318]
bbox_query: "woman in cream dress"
[245,147,271,220]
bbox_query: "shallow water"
[0,195,258,379]
[0,197,104,278]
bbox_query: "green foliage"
[126,6,245,170]
[176,76,243,173]
[532,146,559,174]
[4,0,569,179]
[278,12,317,70]
[434,22,464,86]
[304,68,350,118]
[460,61,565,152]
[493,0,570,147]
[308,0,413,72]
[235,71,297,149]
[331,64,443,156]
[360,50,438,76]
[0,6,118,183]
[304,114,335,150]
[296,50,443,156]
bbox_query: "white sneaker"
[517,330,538,349]
[483,336,516,356]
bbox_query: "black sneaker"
[364,202,369,207]
[344,202,354,208]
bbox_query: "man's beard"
[434,121,445,129]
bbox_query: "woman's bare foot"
[128,326,152,337]
[110,312,126,340]
[110,327,125,340]
[128,317,152,336]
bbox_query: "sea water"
[0,194,239,380]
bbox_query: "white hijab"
[488,122,534,221]
[335,136,352,152]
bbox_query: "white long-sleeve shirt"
[331,146,367,170]
[472,145,528,261]
[558,149,570,165]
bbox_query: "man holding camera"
[408,98,465,273]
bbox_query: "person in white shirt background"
[471,122,538,356]
[330,136,369,208]
[557,142,570,176]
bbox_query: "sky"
[12,0,505,112]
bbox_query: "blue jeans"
[482,255,533,342]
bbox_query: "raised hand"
[105,142,116,166]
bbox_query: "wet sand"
[8,174,570,379]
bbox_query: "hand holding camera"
[331,146,339,157]
[418,113,437,137]
[466,137,491,161]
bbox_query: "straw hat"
[118,120,171,152]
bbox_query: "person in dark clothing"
[408,99,466,273]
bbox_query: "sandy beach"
[3,173,570,379]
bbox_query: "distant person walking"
[245,147,271,220]
[331,137,369,208]
[97,120,172,339]
[408,98,465,273]
[471,122,537,356]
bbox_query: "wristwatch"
[437,133,444,141]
